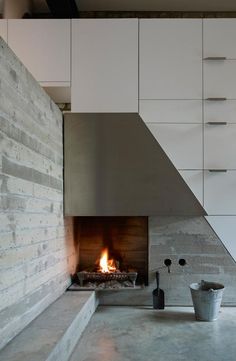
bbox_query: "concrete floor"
[70,306,236,361]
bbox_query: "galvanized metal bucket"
[190,280,225,322]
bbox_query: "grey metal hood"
[64,113,205,216]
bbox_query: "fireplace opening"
[72,217,148,289]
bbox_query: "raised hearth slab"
[0,291,98,361]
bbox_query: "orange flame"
[99,248,117,273]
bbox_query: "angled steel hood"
[64,113,205,216]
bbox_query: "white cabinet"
[139,100,202,124]
[205,216,236,262]
[8,19,70,83]
[71,19,138,112]
[139,19,202,100]
[203,19,236,59]
[204,123,236,169]
[146,123,203,170]
[204,171,236,214]
[204,100,236,123]
[203,19,236,217]
[204,61,236,99]
[0,20,7,42]
[179,170,203,205]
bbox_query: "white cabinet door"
[139,100,202,124]
[205,216,236,262]
[71,19,138,112]
[204,123,236,169]
[146,123,203,169]
[8,20,70,83]
[179,170,203,205]
[204,100,236,123]
[0,20,7,42]
[204,171,236,214]
[203,19,236,59]
[139,19,202,100]
[204,61,236,99]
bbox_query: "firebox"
[73,217,148,288]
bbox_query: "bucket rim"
[189,282,225,291]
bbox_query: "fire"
[99,248,117,273]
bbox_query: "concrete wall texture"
[99,216,236,306]
[149,216,236,305]
[0,38,76,350]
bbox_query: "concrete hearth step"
[0,291,98,361]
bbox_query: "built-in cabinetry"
[7,20,70,84]
[204,171,236,214]
[203,19,236,59]
[0,20,7,42]
[139,100,202,124]
[139,19,236,216]
[145,123,202,170]
[204,123,236,169]
[139,20,203,205]
[139,18,236,261]
[71,19,138,112]
[179,171,203,205]
[139,20,202,99]
[204,100,236,123]
[3,19,138,109]
[3,17,234,258]
[204,62,236,99]
[193,20,236,262]
[203,19,236,216]
[2,18,236,216]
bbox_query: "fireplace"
[73,217,148,288]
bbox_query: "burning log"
[77,248,138,288]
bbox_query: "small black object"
[164,259,172,267]
[164,259,172,273]
[179,259,187,266]
[152,272,165,310]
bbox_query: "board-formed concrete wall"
[0,38,76,350]
[148,216,236,305]
[99,216,236,306]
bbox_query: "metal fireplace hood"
[64,113,205,216]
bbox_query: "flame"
[99,248,117,273]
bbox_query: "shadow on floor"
[139,308,196,323]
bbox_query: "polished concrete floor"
[70,306,236,361]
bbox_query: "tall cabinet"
[203,19,236,260]
[203,19,236,215]
[139,19,203,204]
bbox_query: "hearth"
[72,217,148,289]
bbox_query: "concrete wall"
[99,216,236,306]
[149,216,236,305]
[0,38,76,350]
